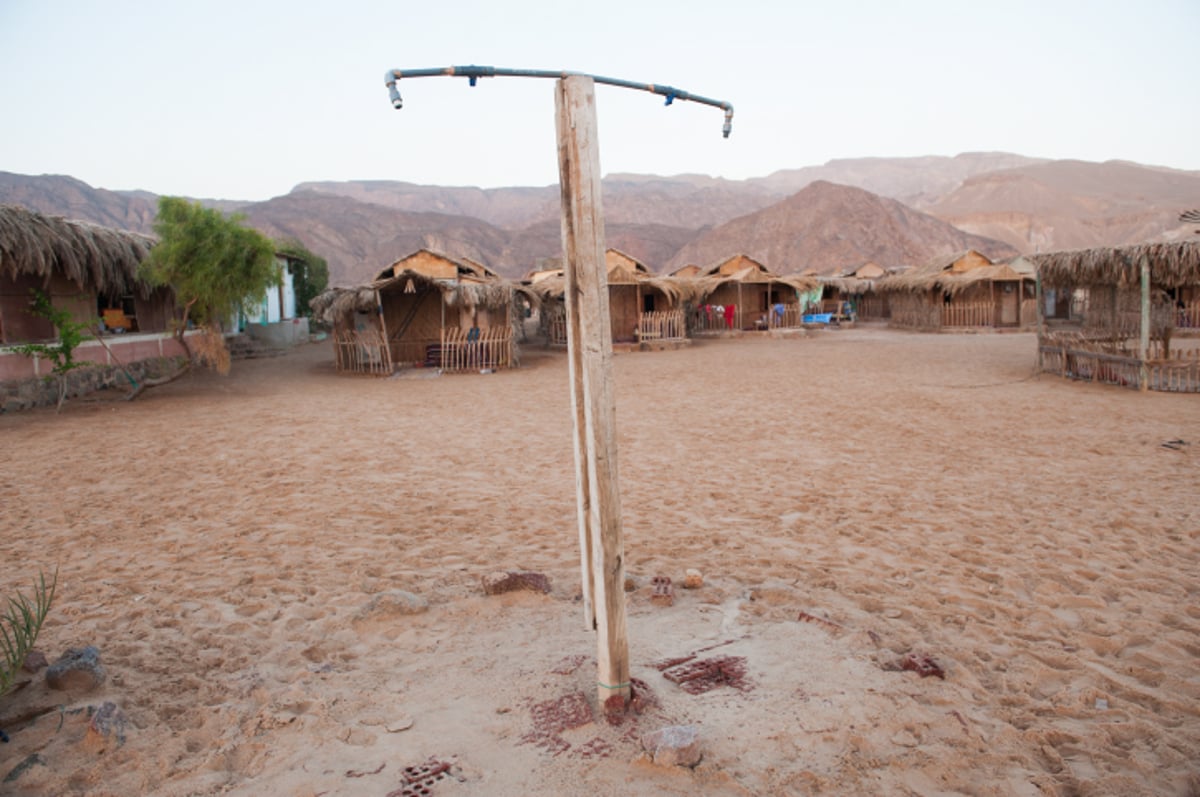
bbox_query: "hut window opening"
[642,294,656,313]
[98,293,138,333]
[943,291,953,304]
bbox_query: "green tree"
[13,290,93,411]
[274,237,329,319]
[133,197,279,396]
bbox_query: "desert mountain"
[747,152,1049,207]
[240,191,700,285]
[0,171,158,233]
[665,181,1019,275]
[4,153,1196,287]
[294,174,780,231]
[923,160,1200,254]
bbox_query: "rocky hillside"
[665,181,1019,274]
[5,153,1197,286]
[240,191,700,284]
[923,160,1200,253]
[0,171,158,233]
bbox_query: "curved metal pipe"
[383,65,734,137]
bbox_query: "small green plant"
[13,290,93,411]
[1,568,57,699]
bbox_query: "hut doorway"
[999,284,1019,326]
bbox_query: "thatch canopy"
[695,254,817,294]
[875,250,1024,296]
[527,266,713,305]
[817,275,875,295]
[1032,240,1200,289]
[374,248,501,282]
[0,203,156,296]
[311,267,536,326]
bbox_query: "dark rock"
[481,571,551,596]
[46,646,106,692]
[22,649,48,673]
[640,724,702,768]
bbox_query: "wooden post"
[375,289,391,372]
[1139,254,1150,391]
[1036,273,1044,372]
[555,75,631,709]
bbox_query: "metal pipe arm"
[384,65,734,137]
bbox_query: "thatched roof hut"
[1030,240,1200,392]
[876,250,997,295]
[313,249,534,375]
[0,203,155,298]
[0,204,181,345]
[528,249,709,344]
[691,254,818,331]
[874,250,1036,330]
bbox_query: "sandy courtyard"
[1,328,1197,796]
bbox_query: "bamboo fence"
[636,309,686,341]
[333,330,393,376]
[437,326,513,372]
[767,302,805,329]
[940,301,993,328]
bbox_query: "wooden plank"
[555,75,631,709]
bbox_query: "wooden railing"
[333,330,393,376]
[637,309,686,341]
[941,301,993,328]
[692,304,740,333]
[436,327,514,373]
[1038,333,1200,392]
[767,302,804,329]
[1148,349,1200,392]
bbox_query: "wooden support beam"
[1035,273,1044,371]
[1139,254,1150,391]
[555,75,631,709]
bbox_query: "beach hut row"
[870,250,1039,331]
[312,248,827,376]
[315,246,1063,379]
[527,251,820,345]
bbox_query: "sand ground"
[0,327,1197,796]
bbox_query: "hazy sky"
[2,0,1197,201]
